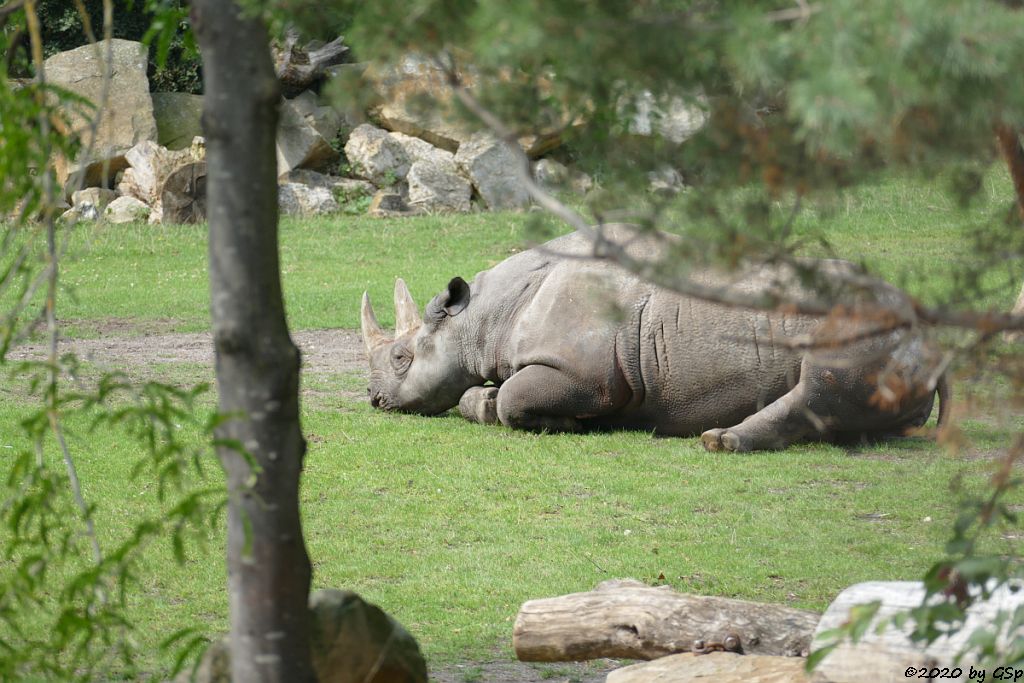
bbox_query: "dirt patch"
[8,327,369,399]
[431,659,622,683]
[58,316,187,338]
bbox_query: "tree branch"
[24,0,105,576]
[438,55,1024,335]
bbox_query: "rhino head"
[361,277,474,415]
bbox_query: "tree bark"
[191,3,316,682]
[996,125,1024,335]
[513,579,819,661]
[811,580,1024,683]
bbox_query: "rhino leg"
[700,382,819,452]
[458,386,500,425]
[495,364,615,433]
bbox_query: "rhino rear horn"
[394,278,423,337]
[361,292,390,354]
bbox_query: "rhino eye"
[390,345,413,375]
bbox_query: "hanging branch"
[23,0,106,578]
[436,54,1024,335]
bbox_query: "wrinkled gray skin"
[362,226,945,452]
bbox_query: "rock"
[160,162,207,224]
[189,136,207,162]
[278,183,340,216]
[104,195,150,224]
[369,55,569,158]
[176,591,427,683]
[533,158,569,188]
[406,155,472,213]
[277,97,340,176]
[622,91,707,144]
[152,92,204,150]
[310,589,427,683]
[71,187,116,212]
[369,190,414,218]
[606,652,808,683]
[387,132,441,164]
[46,39,158,196]
[454,133,531,210]
[58,208,81,223]
[344,124,410,186]
[533,158,592,194]
[648,165,685,196]
[172,638,230,683]
[371,55,474,153]
[116,140,195,205]
[278,169,375,201]
[388,132,473,210]
[571,170,594,194]
[288,90,346,145]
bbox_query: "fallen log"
[275,31,350,98]
[513,578,819,662]
[811,580,1024,683]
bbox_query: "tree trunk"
[191,3,316,682]
[996,125,1024,337]
[513,579,819,662]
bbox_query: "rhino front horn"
[361,291,390,354]
[394,278,423,338]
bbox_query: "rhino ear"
[424,277,471,326]
[442,277,471,317]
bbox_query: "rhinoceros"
[360,226,949,451]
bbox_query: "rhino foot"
[459,385,500,425]
[700,428,750,453]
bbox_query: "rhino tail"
[935,372,952,429]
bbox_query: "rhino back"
[494,254,816,435]
[627,290,811,434]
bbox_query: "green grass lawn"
[2,170,1022,679]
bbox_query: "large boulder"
[288,90,348,145]
[369,55,570,158]
[152,92,204,150]
[277,97,340,176]
[278,183,340,216]
[174,590,427,683]
[310,589,427,683]
[389,132,471,211]
[370,54,474,153]
[45,39,158,196]
[621,90,707,144]
[406,153,472,213]
[387,132,441,165]
[71,187,116,213]
[104,196,150,224]
[454,133,531,210]
[343,124,410,186]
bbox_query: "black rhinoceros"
[360,226,949,451]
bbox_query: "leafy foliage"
[273,0,1024,668]
[0,9,219,677]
